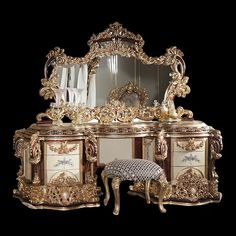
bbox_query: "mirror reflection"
[54,55,171,108]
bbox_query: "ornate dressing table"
[13,22,223,210]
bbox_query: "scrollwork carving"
[171,168,210,201]
[14,175,99,207]
[177,138,204,151]
[155,130,168,160]
[29,132,42,165]
[85,130,97,163]
[39,22,192,122]
[209,128,223,198]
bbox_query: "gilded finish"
[111,177,121,215]
[155,130,168,161]
[94,100,138,124]
[209,128,223,198]
[101,170,110,206]
[49,141,78,154]
[108,82,148,107]
[177,138,204,151]
[29,132,42,165]
[88,22,144,48]
[14,175,99,207]
[39,22,192,122]
[171,168,210,201]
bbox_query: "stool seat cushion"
[104,159,164,181]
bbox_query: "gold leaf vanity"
[13,22,222,210]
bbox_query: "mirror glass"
[54,56,172,107]
[94,55,172,107]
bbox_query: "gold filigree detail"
[155,130,168,160]
[39,23,191,122]
[177,138,204,151]
[88,22,144,48]
[209,128,223,198]
[85,130,97,163]
[14,176,99,206]
[94,100,138,124]
[49,141,78,154]
[36,105,66,125]
[171,168,210,201]
[29,132,41,165]
[108,82,148,107]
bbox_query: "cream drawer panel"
[46,154,80,171]
[172,151,205,167]
[46,170,82,184]
[171,166,206,180]
[45,141,81,155]
[172,138,206,152]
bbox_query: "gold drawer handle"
[177,138,204,151]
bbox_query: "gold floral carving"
[36,105,66,126]
[14,175,99,206]
[29,132,41,165]
[49,141,78,154]
[39,22,192,122]
[108,82,148,107]
[171,168,209,201]
[85,130,97,163]
[177,138,204,151]
[155,130,168,160]
[95,100,138,124]
[88,22,144,48]
[209,128,223,198]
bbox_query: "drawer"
[45,141,81,155]
[46,154,81,171]
[172,138,206,152]
[172,151,205,167]
[171,166,206,180]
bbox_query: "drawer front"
[44,141,83,184]
[172,151,205,167]
[172,138,206,152]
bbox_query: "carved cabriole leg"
[101,171,110,206]
[145,179,151,204]
[111,177,121,215]
[158,174,167,213]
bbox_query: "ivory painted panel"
[172,151,205,167]
[98,138,134,164]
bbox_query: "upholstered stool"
[101,159,168,215]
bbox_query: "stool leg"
[101,170,110,206]
[111,177,121,215]
[158,174,167,213]
[145,179,151,204]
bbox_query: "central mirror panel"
[94,55,172,107]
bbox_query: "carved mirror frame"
[37,22,193,125]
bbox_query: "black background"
[1,2,232,233]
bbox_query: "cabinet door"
[171,138,208,180]
[44,140,83,184]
